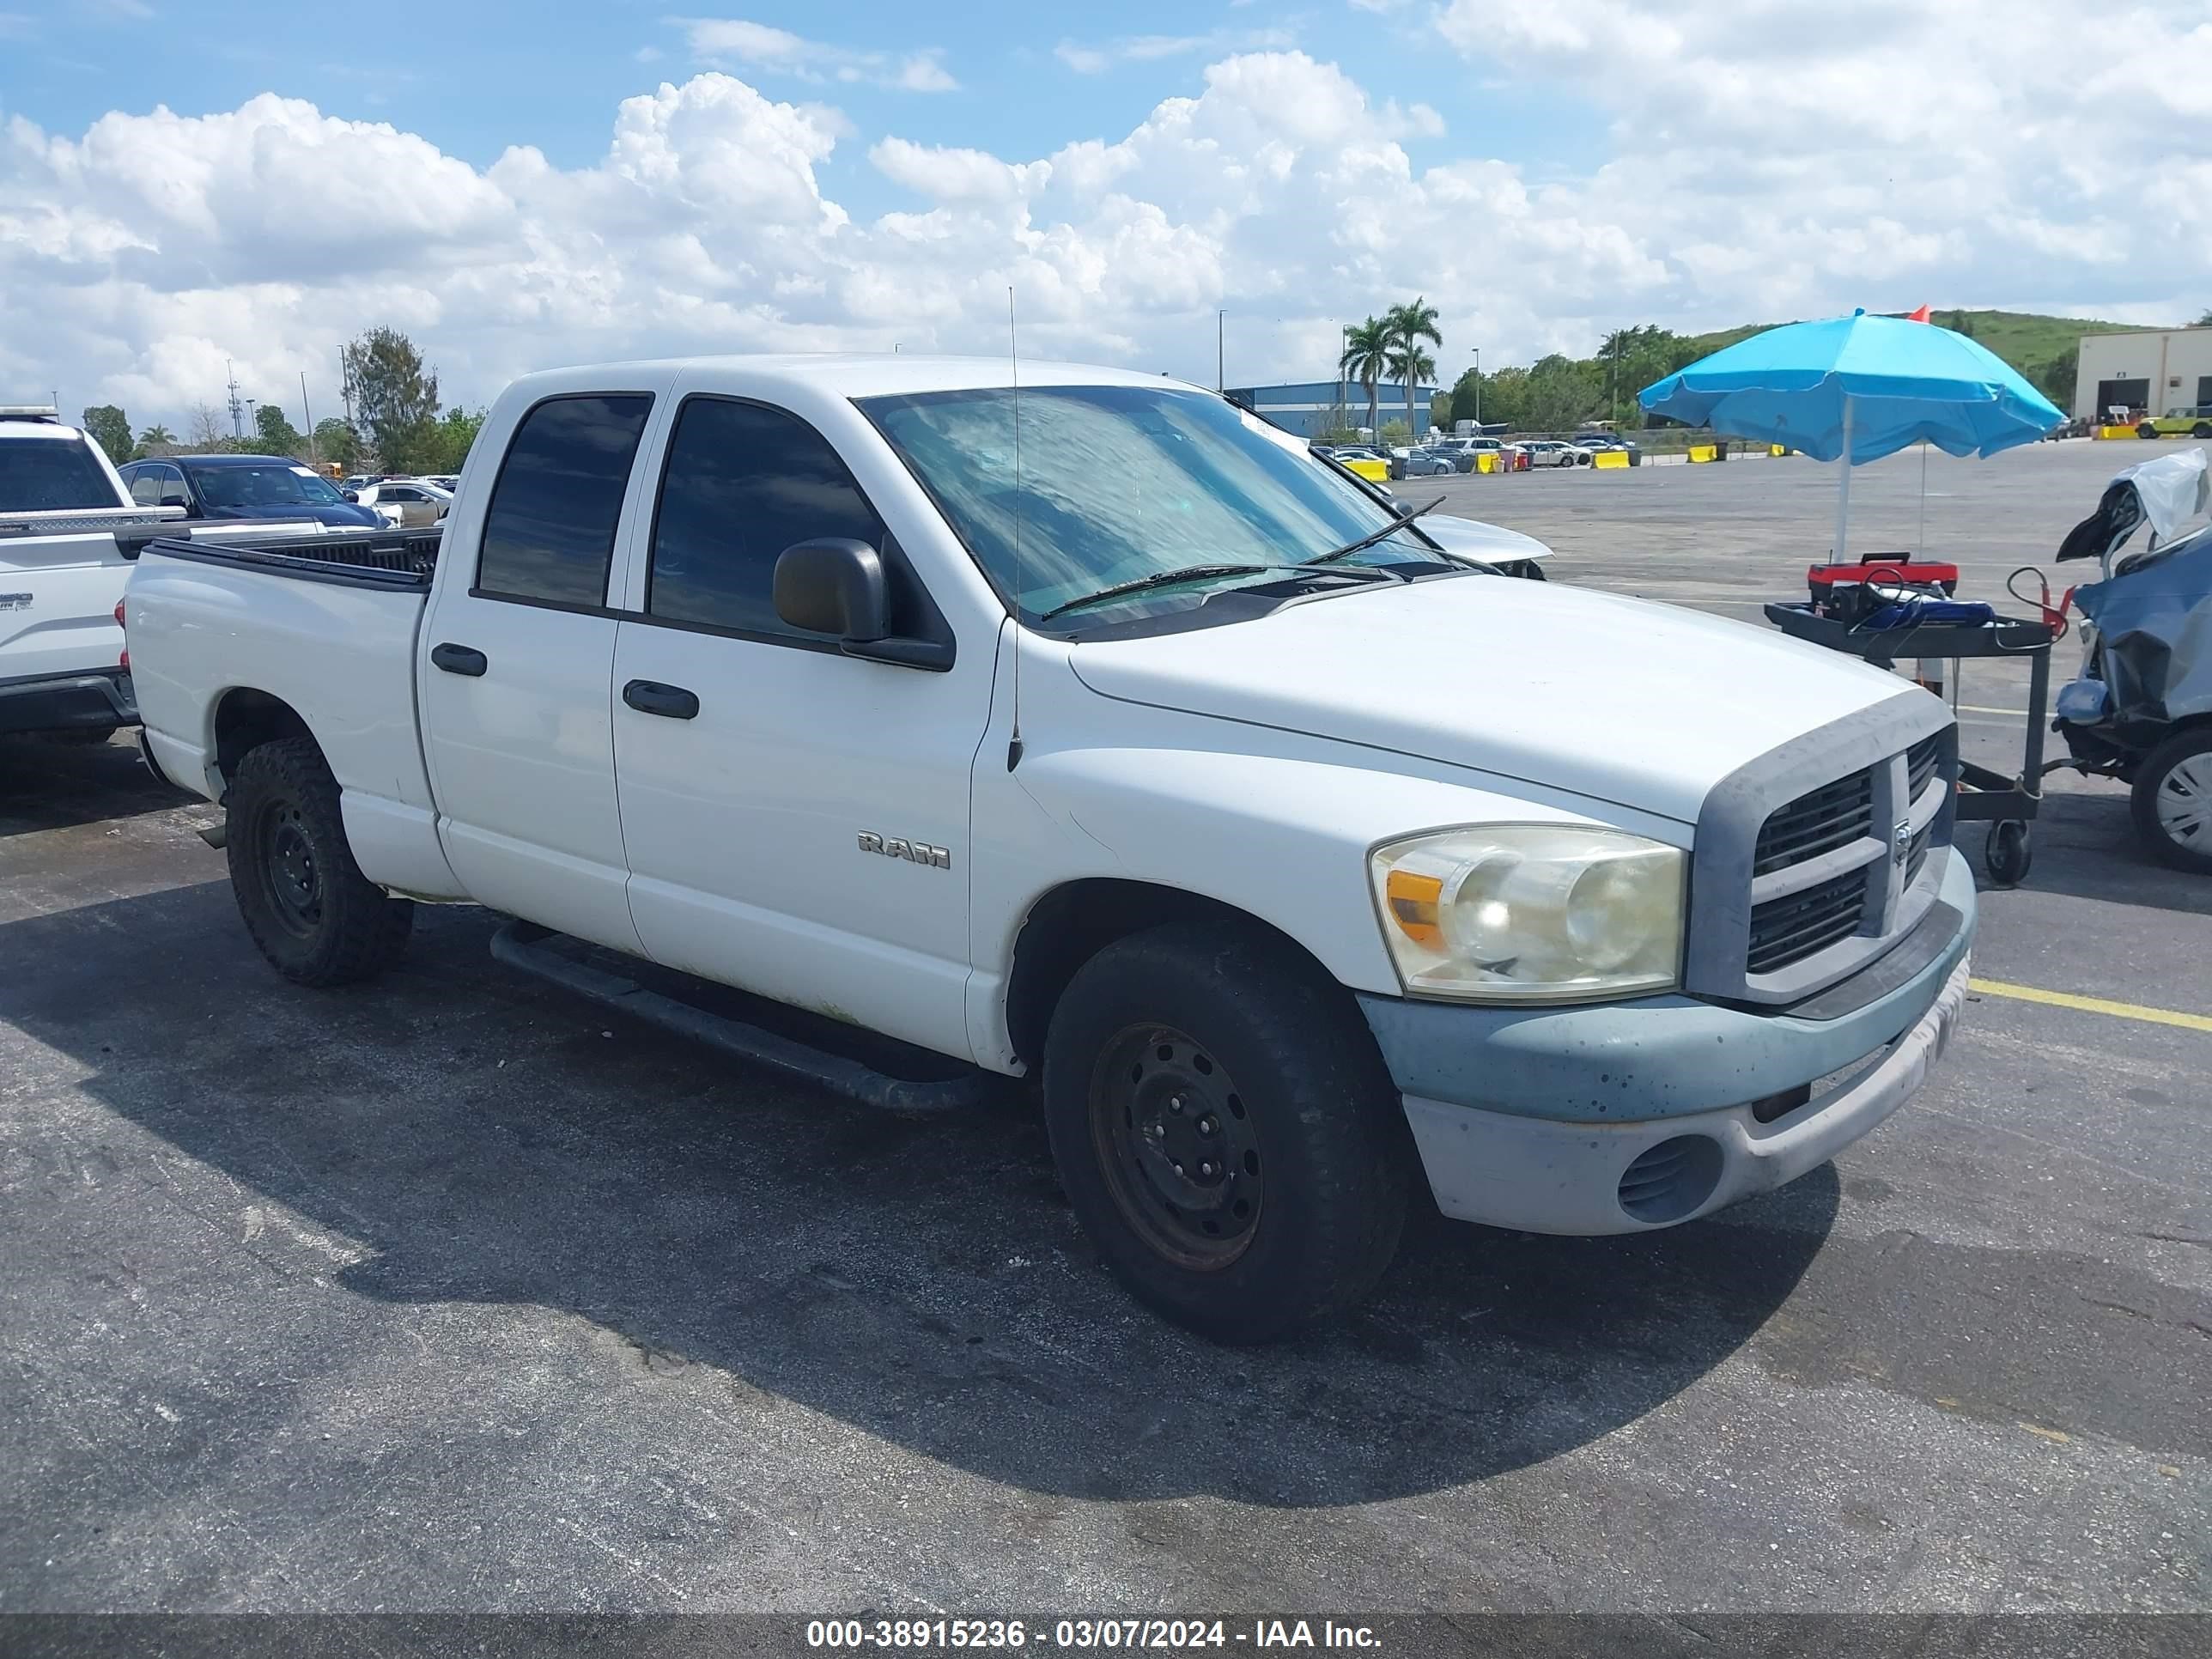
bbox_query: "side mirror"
[773,538,889,641]
[161,492,190,512]
[342,489,358,502]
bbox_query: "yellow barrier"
[1686,444,1717,463]
[2095,425,2141,440]
[1592,449,1629,469]
[1770,444,1789,457]
[1475,453,1497,474]
[1344,457,1390,482]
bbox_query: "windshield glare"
[861,386,1441,620]
[191,464,345,508]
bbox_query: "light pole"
[1471,347,1480,429]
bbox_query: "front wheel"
[2131,728,2212,872]
[2138,422,2160,440]
[226,737,413,984]
[1042,921,1413,1343]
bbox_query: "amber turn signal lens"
[1385,869,1443,948]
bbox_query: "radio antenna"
[1006,284,1024,771]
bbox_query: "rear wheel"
[226,737,413,985]
[1042,921,1412,1343]
[2193,423,2212,439]
[2131,728,2212,873]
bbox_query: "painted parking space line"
[1968,977,2212,1033]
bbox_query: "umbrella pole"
[1832,394,1854,563]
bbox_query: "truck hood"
[1067,576,1925,824]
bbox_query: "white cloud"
[5,13,2208,430]
[676,17,958,92]
[1055,27,1297,75]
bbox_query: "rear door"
[608,389,989,1059]
[417,383,668,953]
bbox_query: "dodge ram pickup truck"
[127,356,1975,1341]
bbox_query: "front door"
[418,386,665,953]
[610,391,991,1060]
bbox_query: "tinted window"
[0,434,122,512]
[477,394,653,607]
[125,465,161,507]
[647,398,883,636]
[188,463,345,507]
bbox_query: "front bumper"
[0,667,137,737]
[1359,846,1975,1235]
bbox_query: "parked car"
[2137,406,2212,440]
[3,409,332,742]
[1573,432,1642,464]
[1401,447,1461,477]
[118,454,384,528]
[1514,440,1594,469]
[128,354,1974,1343]
[353,478,455,527]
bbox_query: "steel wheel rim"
[258,801,324,937]
[2156,754,2212,846]
[1088,1024,1263,1272]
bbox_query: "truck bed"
[130,525,462,900]
[138,526,442,586]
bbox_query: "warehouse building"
[2074,326,2212,422]
[1225,380,1436,440]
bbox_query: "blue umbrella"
[1639,309,2063,560]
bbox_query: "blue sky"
[3,2,2203,424]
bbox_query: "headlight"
[1369,825,1685,1002]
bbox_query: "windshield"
[189,463,346,508]
[860,385,1444,620]
[0,434,122,512]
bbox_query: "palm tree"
[1340,317,1390,435]
[137,422,175,450]
[1385,297,1443,433]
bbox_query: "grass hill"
[1686,309,2168,387]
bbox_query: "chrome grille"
[1747,868,1868,975]
[1753,767,1875,876]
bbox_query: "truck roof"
[507,353,1194,403]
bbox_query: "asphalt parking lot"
[1,439,2205,1631]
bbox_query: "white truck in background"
[1,406,331,744]
[126,356,1975,1342]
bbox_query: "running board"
[489,921,984,1114]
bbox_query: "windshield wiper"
[1302,494,1448,567]
[1041,562,1291,621]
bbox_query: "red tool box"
[1806,558,1958,624]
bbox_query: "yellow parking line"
[1969,977,2212,1033]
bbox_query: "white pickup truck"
[1,406,331,744]
[127,356,1975,1341]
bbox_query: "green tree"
[253,403,302,456]
[2197,308,2212,327]
[1525,354,1602,433]
[81,404,133,463]
[1383,297,1443,432]
[428,405,487,473]
[313,418,362,470]
[1378,419,1412,445]
[137,422,175,450]
[1428,391,1452,431]
[2036,344,2077,409]
[342,326,441,470]
[1339,317,1389,434]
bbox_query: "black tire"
[2137,422,2160,441]
[2130,727,2212,873]
[1041,920,1413,1343]
[1984,819,2032,886]
[225,737,412,985]
[2194,423,2212,440]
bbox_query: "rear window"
[0,434,121,513]
[475,394,654,608]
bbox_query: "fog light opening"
[1616,1133,1724,1224]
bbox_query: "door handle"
[623,678,700,720]
[431,642,488,677]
